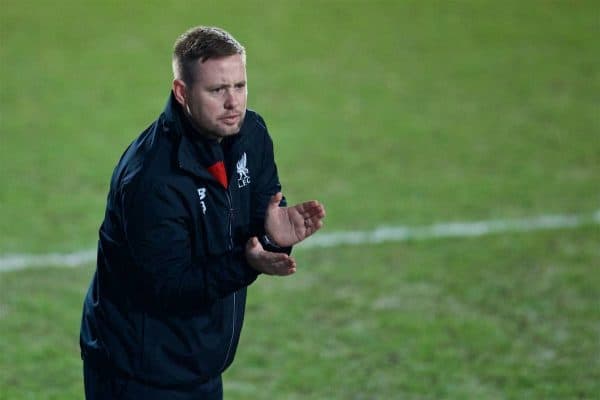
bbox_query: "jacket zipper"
[221,188,236,371]
[225,190,234,251]
[221,291,236,371]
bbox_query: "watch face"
[263,234,279,248]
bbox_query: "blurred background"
[1,1,598,399]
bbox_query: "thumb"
[246,236,259,250]
[268,192,283,210]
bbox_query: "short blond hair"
[172,26,245,85]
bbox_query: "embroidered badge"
[236,152,251,188]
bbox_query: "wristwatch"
[261,234,281,249]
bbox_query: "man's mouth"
[220,114,240,125]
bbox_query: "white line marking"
[300,209,600,248]
[1,210,598,272]
[0,250,97,272]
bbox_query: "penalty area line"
[1,209,598,273]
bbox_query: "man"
[80,26,325,399]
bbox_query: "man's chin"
[219,121,244,136]
[209,126,241,141]
[219,127,241,137]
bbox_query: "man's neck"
[181,109,222,143]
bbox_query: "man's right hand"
[245,237,296,276]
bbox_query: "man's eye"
[211,88,224,93]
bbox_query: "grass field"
[1,1,599,399]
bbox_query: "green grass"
[1,0,599,399]
[1,227,598,399]
[234,227,600,399]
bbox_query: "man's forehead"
[195,54,246,78]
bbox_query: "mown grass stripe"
[1,210,598,272]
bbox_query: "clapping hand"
[245,237,297,276]
[264,192,326,247]
[245,192,325,276]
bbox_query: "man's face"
[178,54,247,140]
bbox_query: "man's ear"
[172,79,187,107]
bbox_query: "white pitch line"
[300,209,600,248]
[1,210,598,273]
[0,250,97,273]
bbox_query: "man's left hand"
[264,192,326,247]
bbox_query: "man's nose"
[224,89,238,109]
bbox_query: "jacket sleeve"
[251,116,292,254]
[121,180,259,312]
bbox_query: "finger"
[304,214,325,230]
[286,257,297,274]
[271,256,294,270]
[262,251,290,264]
[296,200,319,212]
[305,218,325,237]
[281,258,297,275]
[299,202,325,219]
[274,263,296,276]
[319,204,326,218]
[305,208,325,221]
[270,256,296,275]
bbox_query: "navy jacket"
[80,92,286,388]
